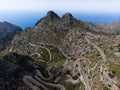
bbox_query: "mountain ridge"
[0,21,22,51]
[0,11,120,90]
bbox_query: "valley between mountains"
[0,11,120,90]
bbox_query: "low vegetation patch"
[109,63,120,79]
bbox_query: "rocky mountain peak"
[62,12,73,19]
[60,12,80,29]
[34,11,81,31]
[35,11,60,26]
[46,11,60,19]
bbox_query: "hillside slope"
[0,21,22,51]
[2,11,120,90]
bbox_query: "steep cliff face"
[0,21,22,51]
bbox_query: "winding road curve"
[73,36,107,90]
[30,52,41,58]
[24,36,107,90]
[34,43,69,58]
[74,58,91,90]
[85,36,107,83]
[85,37,106,62]
[35,75,65,90]
[29,42,52,61]
[23,67,65,90]
[35,67,53,81]
[23,76,49,90]
[64,75,80,84]
[23,42,69,90]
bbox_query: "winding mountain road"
[64,75,80,84]
[23,69,65,90]
[74,58,91,90]
[35,75,65,90]
[29,42,52,61]
[34,43,69,58]
[35,67,53,81]
[23,76,48,90]
[24,36,107,90]
[30,52,41,58]
[85,36,107,83]
[85,37,106,62]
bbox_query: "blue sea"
[0,11,120,29]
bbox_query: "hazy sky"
[0,0,120,14]
[0,0,120,29]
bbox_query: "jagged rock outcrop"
[35,11,60,26]
[0,21,22,51]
